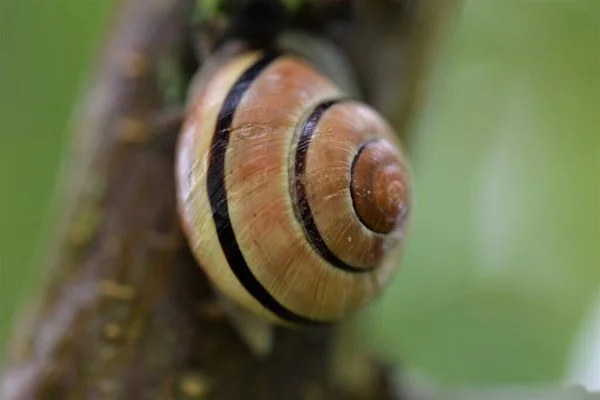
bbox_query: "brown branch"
[327,0,462,144]
[0,1,458,399]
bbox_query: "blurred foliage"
[0,0,113,354]
[366,0,599,388]
[1,0,598,390]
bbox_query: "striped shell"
[176,51,411,325]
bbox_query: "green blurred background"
[1,0,598,390]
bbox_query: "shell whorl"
[176,51,411,325]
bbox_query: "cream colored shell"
[175,51,411,325]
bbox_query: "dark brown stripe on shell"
[292,100,376,273]
[207,52,331,325]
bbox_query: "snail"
[175,35,411,352]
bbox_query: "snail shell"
[176,50,411,325]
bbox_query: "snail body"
[176,47,411,326]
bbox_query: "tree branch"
[0,1,457,399]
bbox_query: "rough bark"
[0,1,458,399]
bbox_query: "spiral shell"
[176,51,411,325]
